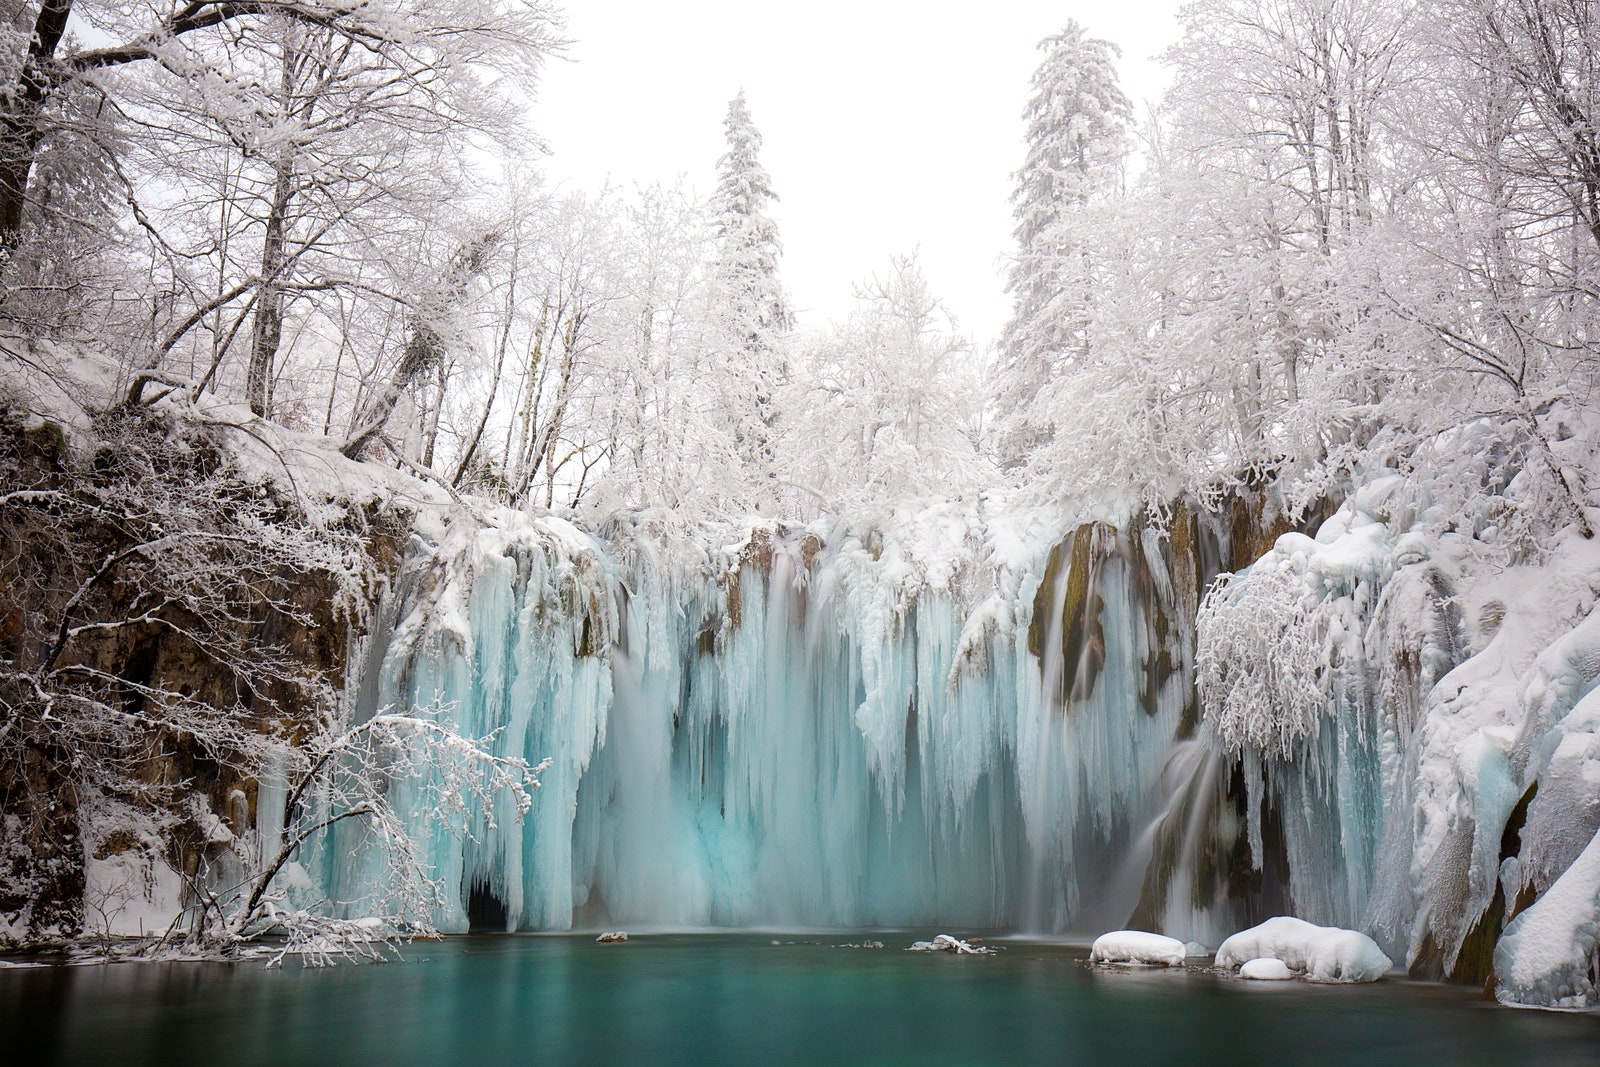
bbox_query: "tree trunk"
[452,269,521,488]
[512,311,579,506]
[0,0,75,259]
[245,36,307,418]
[245,164,293,417]
[341,230,498,459]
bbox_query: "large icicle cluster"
[1195,491,1410,927]
[303,500,1192,933]
[1195,426,1600,1009]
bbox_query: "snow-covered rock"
[907,934,993,955]
[1089,930,1186,966]
[1494,825,1600,1010]
[1215,917,1391,983]
[1239,957,1295,980]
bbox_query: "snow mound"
[1215,917,1391,983]
[1239,957,1295,980]
[1089,930,1186,966]
[1184,941,1210,957]
[907,934,993,955]
[1494,825,1600,1010]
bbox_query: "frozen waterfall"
[312,504,1215,935]
[292,471,1600,1011]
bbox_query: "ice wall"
[317,503,1195,934]
[1195,441,1600,1008]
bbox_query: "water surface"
[4,933,1599,1064]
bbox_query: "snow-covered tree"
[0,1,561,446]
[993,21,1132,468]
[706,91,792,508]
[1009,2,1429,508]
[1380,5,1595,543]
[797,254,989,511]
[581,184,720,513]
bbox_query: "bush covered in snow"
[1196,509,1391,759]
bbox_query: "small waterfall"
[1073,740,1217,938]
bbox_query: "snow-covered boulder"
[1215,916,1391,983]
[1089,930,1186,966]
[1239,957,1295,980]
[1494,826,1600,1010]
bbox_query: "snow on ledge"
[1089,930,1186,966]
[1215,916,1391,983]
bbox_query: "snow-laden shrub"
[1196,563,1328,757]
[1195,514,1389,758]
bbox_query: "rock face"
[0,409,408,946]
[1493,825,1600,1009]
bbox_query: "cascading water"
[306,505,1228,935]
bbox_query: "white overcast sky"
[532,2,1188,347]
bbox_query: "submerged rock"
[908,934,993,955]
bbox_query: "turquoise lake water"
[3,933,1599,1064]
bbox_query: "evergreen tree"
[994,22,1131,468]
[707,91,791,507]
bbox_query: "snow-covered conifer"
[994,22,1131,468]
[706,91,792,509]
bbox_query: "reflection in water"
[4,936,1599,1065]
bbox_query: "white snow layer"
[1239,957,1295,980]
[1090,930,1187,966]
[1215,917,1391,983]
[81,848,183,939]
[1494,825,1600,1010]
